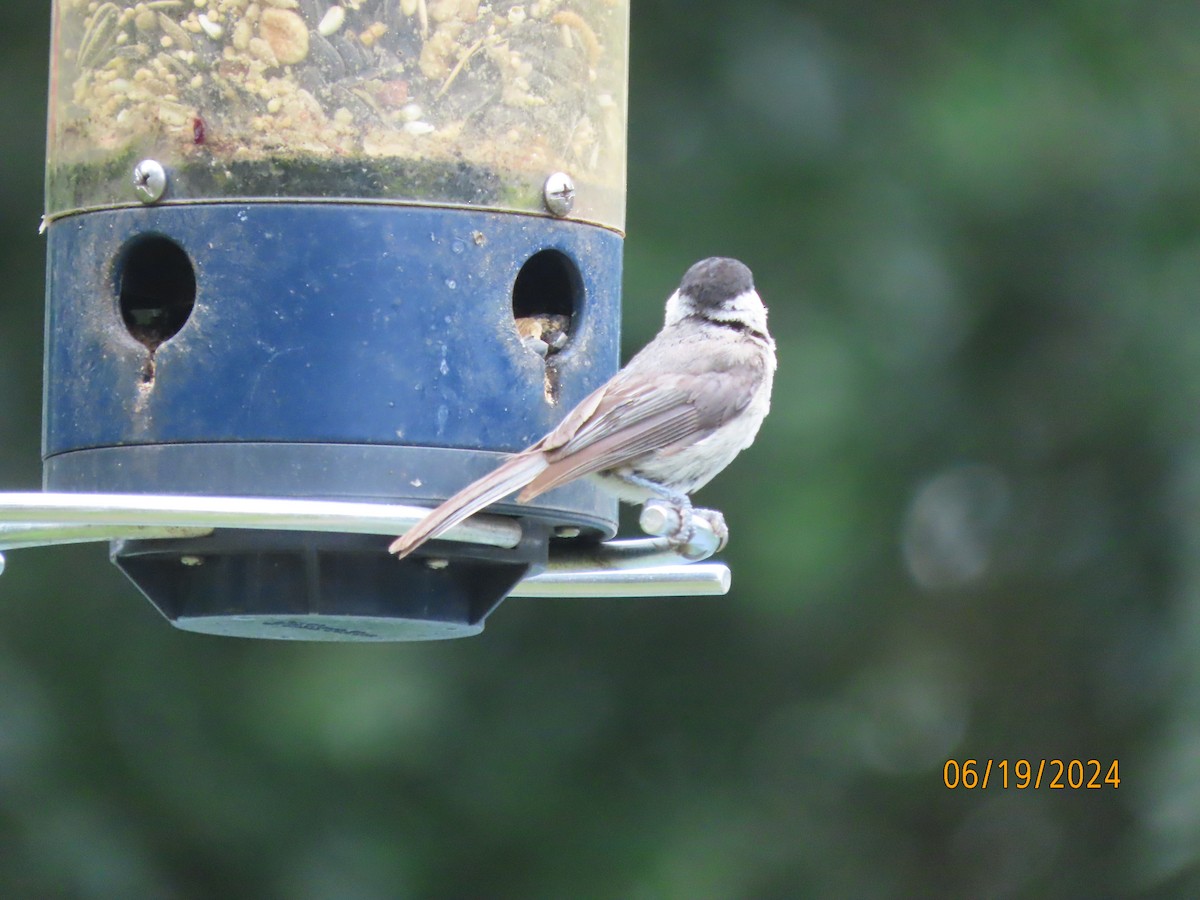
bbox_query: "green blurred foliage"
[4,0,1200,896]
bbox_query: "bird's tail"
[388,451,549,559]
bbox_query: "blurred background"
[3,0,1199,896]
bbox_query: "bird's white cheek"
[663,290,689,327]
[723,290,769,332]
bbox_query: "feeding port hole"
[117,235,196,356]
[512,249,580,361]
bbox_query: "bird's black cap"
[679,257,755,309]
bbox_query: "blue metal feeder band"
[42,203,622,536]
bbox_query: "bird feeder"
[0,0,730,641]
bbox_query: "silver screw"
[132,159,167,203]
[425,557,450,570]
[554,526,582,539]
[543,172,575,217]
[180,555,204,567]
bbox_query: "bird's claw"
[639,500,727,561]
[638,499,689,542]
[694,508,729,553]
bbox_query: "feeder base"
[113,528,544,642]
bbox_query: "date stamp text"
[943,759,1120,790]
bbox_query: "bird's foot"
[639,497,694,544]
[693,508,729,553]
[639,499,725,561]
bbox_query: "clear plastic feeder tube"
[46,0,628,230]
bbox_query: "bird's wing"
[390,330,769,556]
[518,342,767,500]
[519,409,701,500]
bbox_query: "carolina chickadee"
[389,257,776,558]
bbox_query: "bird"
[389,256,776,559]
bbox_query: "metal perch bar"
[0,493,731,598]
[0,523,215,550]
[512,564,730,598]
[0,492,521,550]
